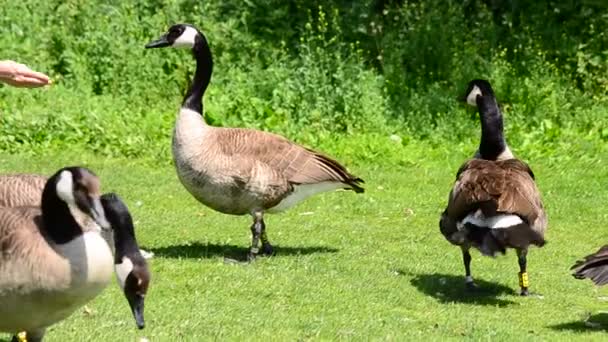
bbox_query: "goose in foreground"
[101,193,150,330]
[439,80,548,296]
[0,167,149,342]
[0,173,153,259]
[0,167,112,341]
[145,24,364,260]
[0,174,151,332]
[572,245,608,286]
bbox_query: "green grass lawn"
[1,145,608,341]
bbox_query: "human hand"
[0,60,51,88]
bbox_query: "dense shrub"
[0,0,606,162]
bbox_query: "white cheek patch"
[172,26,198,48]
[56,170,75,205]
[115,256,134,289]
[466,85,482,106]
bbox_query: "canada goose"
[0,173,153,259]
[0,174,151,333]
[572,245,608,286]
[145,24,364,260]
[101,193,150,329]
[0,166,113,341]
[439,79,547,296]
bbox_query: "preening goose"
[145,24,364,260]
[0,167,113,342]
[572,245,608,286]
[0,174,151,331]
[439,80,548,296]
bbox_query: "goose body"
[147,24,363,259]
[0,167,114,341]
[0,174,151,332]
[440,80,547,295]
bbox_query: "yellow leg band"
[17,332,27,342]
[519,272,529,288]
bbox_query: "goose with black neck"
[146,24,364,261]
[440,79,548,296]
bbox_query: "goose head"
[460,79,495,107]
[145,24,202,50]
[43,167,111,234]
[101,193,150,330]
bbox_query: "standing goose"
[0,174,151,330]
[145,24,364,260]
[572,245,608,286]
[439,80,548,295]
[0,167,145,341]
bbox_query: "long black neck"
[113,221,141,264]
[477,95,506,160]
[41,186,82,244]
[182,34,213,114]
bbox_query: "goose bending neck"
[477,95,507,160]
[113,223,139,262]
[41,187,82,244]
[182,35,213,115]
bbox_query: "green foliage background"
[1,0,607,161]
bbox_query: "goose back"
[0,174,46,207]
[440,158,547,248]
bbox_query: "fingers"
[0,60,51,88]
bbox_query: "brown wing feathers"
[572,246,608,286]
[0,175,46,207]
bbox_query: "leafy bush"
[0,0,606,163]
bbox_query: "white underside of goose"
[267,181,345,213]
[458,209,523,230]
[0,231,113,332]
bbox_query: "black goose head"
[41,167,111,243]
[145,23,202,50]
[101,193,150,330]
[460,79,495,107]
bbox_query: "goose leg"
[260,225,274,256]
[12,329,45,342]
[248,211,264,261]
[517,248,529,296]
[462,246,477,290]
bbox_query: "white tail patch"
[268,182,344,213]
[461,211,523,229]
[173,26,198,49]
[115,256,134,289]
[466,85,482,106]
[56,170,75,205]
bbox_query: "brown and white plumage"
[0,167,114,342]
[147,24,363,260]
[0,173,152,333]
[0,174,46,207]
[572,245,608,286]
[440,80,547,295]
[440,159,546,250]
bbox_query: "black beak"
[145,34,171,49]
[457,93,467,102]
[128,294,145,329]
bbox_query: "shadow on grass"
[144,242,338,260]
[549,313,608,332]
[407,272,518,307]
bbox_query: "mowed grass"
[1,145,608,341]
